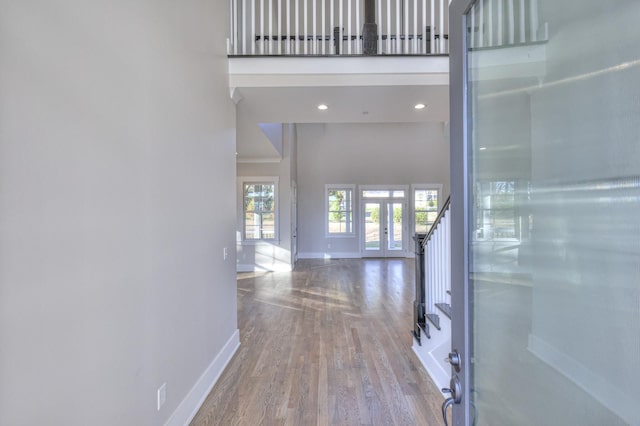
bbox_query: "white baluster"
[421,0,426,53]
[347,0,352,54]
[439,0,444,53]
[530,0,538,42]
[395,0,400,53]
[377,0,382,53]
[445,213,451,299]
[470,4,475,48]
[331,0,335,54]
[251,0,256,53]
[242,0,247,54]
[232,0,238,54]
[430,0,434,52]
[403,0,408,53]
[412,0,417,53]
[386,0,391,53]
[339,0,344,54]
[519,0,525,43]
[277,0,282,54]
[428,243,433,312]
[260,0,264,53]
[322,0,326,54]
[295,0,300,54]
[507,0,514,44]
[268,0,273,53]
[356,0,360,54]
[304,0,308,54]
[477,0,483,48]
[497,0,503,46]
[313,0,317,54]
[286,0,291,54]
[488,0,493,47]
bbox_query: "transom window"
[362,190,406,198]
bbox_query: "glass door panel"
[386,202,404,251]
[363,200,406,257]
[364,202,381,253]
[453,0,640,425]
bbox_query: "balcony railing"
[228,0,546,56]
[228,0,450,55]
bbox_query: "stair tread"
[426,313,441,330]
[435,302,452,319]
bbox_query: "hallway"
[191,259,444,425]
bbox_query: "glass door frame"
[359,185,409,258]
[450,0,474,424]
[361,199,406,257]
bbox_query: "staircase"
[412,196,451,394]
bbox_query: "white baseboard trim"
[165,329,240,426]
[298,252,361,259]
[528,333,638,425]
[236,263,293,272]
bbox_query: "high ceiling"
[230,55,451,159]
[236,85,450,124]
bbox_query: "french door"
[450,0,640,425]
[362,199,406,257]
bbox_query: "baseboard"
[236,263,293,272]
[165,329,240,426]
[528,333,637,425]
[298,252,361,259]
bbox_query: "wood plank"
[190,258,444,425]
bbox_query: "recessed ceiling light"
[414,103,426,110]
[479,147,487,151]
[317,104,328,110]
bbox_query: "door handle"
[444,350,461,372]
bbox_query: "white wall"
[297,122,449,257]
[0,2,238,425]
[237,124,296,271]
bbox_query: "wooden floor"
[191,258,444,426]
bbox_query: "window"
[413,185,441,234]
[243,180,277,240]
[326,185,355,236]
[362,189,406,198]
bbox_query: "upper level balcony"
[227,0,547,57]
[227,0,451,56]
[228,0,548,160]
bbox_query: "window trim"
[325,184,356,238]
[411,184,443,235]
[240,176,279,242]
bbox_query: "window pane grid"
[244,182,276,240]
[414,189,439,233]
[327,188,354,235]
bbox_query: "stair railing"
[422,195,451,331]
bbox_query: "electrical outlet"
[327,243,331,249]
[223,247,229,260]
[157,383,166,411]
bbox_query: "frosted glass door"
[451,0,640,424]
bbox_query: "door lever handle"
[442,375,462,404]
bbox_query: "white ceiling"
[235,84,450,159]
[230,56,451,159]
[236,85,450,124]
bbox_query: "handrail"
[421,195,450,248]
[228,0,451,56]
